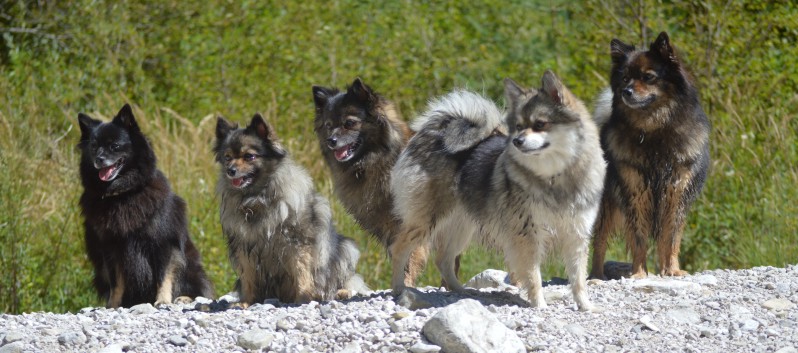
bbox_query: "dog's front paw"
[335,289,352,300]
[630,271,648,279]
[661,269,689,277]
[580,304,605,313]
[173,296,193,305]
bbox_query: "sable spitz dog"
[215,114,366,304]
[78,104,214,308]
[312,78,433,286]
[389,71,605,311]
[590,32,711,279]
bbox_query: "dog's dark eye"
[110,143,121,152]
[244,153,256,161]
[643,73,657,82]
[343,120,357,129]
[623,75,631,83]
[532,121,550,132]
[324,121,332,129]
[224,155,232,162]
[515,124,524,131]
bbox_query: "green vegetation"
[1,0,795,314]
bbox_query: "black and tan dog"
[78,104,214,308]
[312,78,434,286]
[590,32,711,279]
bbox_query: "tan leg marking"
[591,194,623,279]
[155,253,178,306]
[656,168,693,277]
[107,264,125,308]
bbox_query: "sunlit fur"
[215,114,367,304]
[78,104,214,308]
[590,32,711,279]
[390,71,605,311]
[312,78,430,286]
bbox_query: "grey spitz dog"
[215,114,367,305]
[389,71,605,311]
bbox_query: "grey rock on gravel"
[422,299,525,353]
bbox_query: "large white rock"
[421,299,525,353]
[465,269,514,290]
[237,329,274,350]
[762,298,795,312]
[629,278,701,295]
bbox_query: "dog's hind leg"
[405,244,429,287]
[433,214,473,292]
[155,250,183,306]
[390,225,428,295]
[590,195,622,279]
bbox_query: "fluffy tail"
[593,87,613,127]
[410,90,504,153]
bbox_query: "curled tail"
[593,87,613,128]
[411,90,504,153]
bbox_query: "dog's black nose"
[622,87,633,98]
[326,137,337,148]
[512,136,524,147]
[227,167,236,177]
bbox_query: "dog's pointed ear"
[216,116,237,142]
[348,77,377,104]
[312,85,337,111]
[112,104,140,133]
[610,39,635,65]
[248,113,273,140]
[248,113,286,157]
[77,113,100,140]
[503,78,525,107]
[541,70,566,106]
[651,31,678,65]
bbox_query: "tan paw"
[336,289,352,300]
[173,296,193,305]
[661,269,689,277]
[630,271,648,279]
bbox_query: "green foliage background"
[1,0,796,314]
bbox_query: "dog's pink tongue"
[334,146,350,161]
[98,166,116,181]
[231,177,244,187]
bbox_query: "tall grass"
[1,0,796,313]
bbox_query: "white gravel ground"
[1,265,796,353]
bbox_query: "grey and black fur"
[389,71,605,311]
[215,114,367,304]
[590,32,711,279]
[78,104,214,308]
[312,78,431,286]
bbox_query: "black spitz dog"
[78,104,214,308]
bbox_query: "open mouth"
[98,159,124,182]
[230,175,254,189]
[332,138,362,162]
